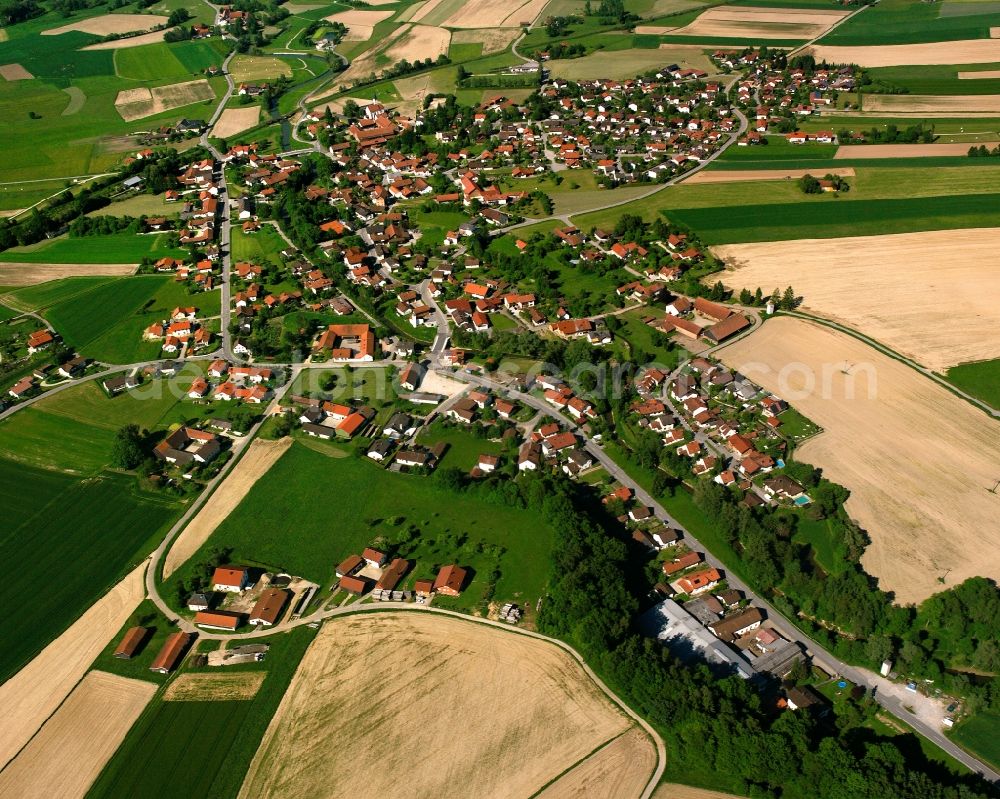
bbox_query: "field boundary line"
[524,729,632,799]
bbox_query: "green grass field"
[0,458,182,684]
[719,137,839,162]
[0,233,182,264]
[945,358,1000,410]
[665,192,1000,244]
[44,275,220,363]
[87,626,316,799]
[115,39,231,84]
[951,710,1000,771]
[819,0,998,44]
[163,442,556,611]
[865,63,1000,95]
[1,276,119,313]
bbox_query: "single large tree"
[111,424,145,470]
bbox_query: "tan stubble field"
[0,670,155,799]
[713,228,1000,371]
[0,562,147,769]
[669,6,848,39]
[717,316,1000,604]
[239,612,653,798]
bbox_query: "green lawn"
[230,224,288,265]
[0,458,183,684]
[44,275,220,363]
[793,515,848,576]
[162,442,557,611]
[951,710,1000,771]
[417,419,505,471]
[0,233,183,264]
[87,626,316,799]
[945,358,1000,410]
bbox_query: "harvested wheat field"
[442,0,548,28]
[960,69,1000,79]
[387,24,450,63]
[240,613,643,799]
[115,79,214,121]
[450,28,521,55]
[652,785,748,799]
[714,228,1000,371]
[0,262,136,287]
[670,6,847,40]
[0,671,155,799]
[212,106,261,138]
[803,40,1000,66]
[0,563,146,770]
[43,13,167,36]
[163,437,291,577]
[864,94,1000,114]
[164,672,265,701]
[688,167,855,184]
[834,142,1000,158]
[82,29,166,49]
[535,728,655,799]
[0,63,32,80]
[324,9,394,41]
[717,316,1000,604]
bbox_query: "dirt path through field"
[0,671,155,799]
[162,437,291,578]
[713,228,1000,371]
[0,262,136,287]
[0,563,147,769]
[717,316,1000,604]
[240,612,638,798]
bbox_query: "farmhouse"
[249,588,290,626]
[708,607,764,643]
[195,610,243,631]
[149,632,192,673]
[212,566,251,592]
[340,574,369,595]
[336,554,363,578]
[154,427,221,465]
[375,558,409,591]
[434,564,467,596]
